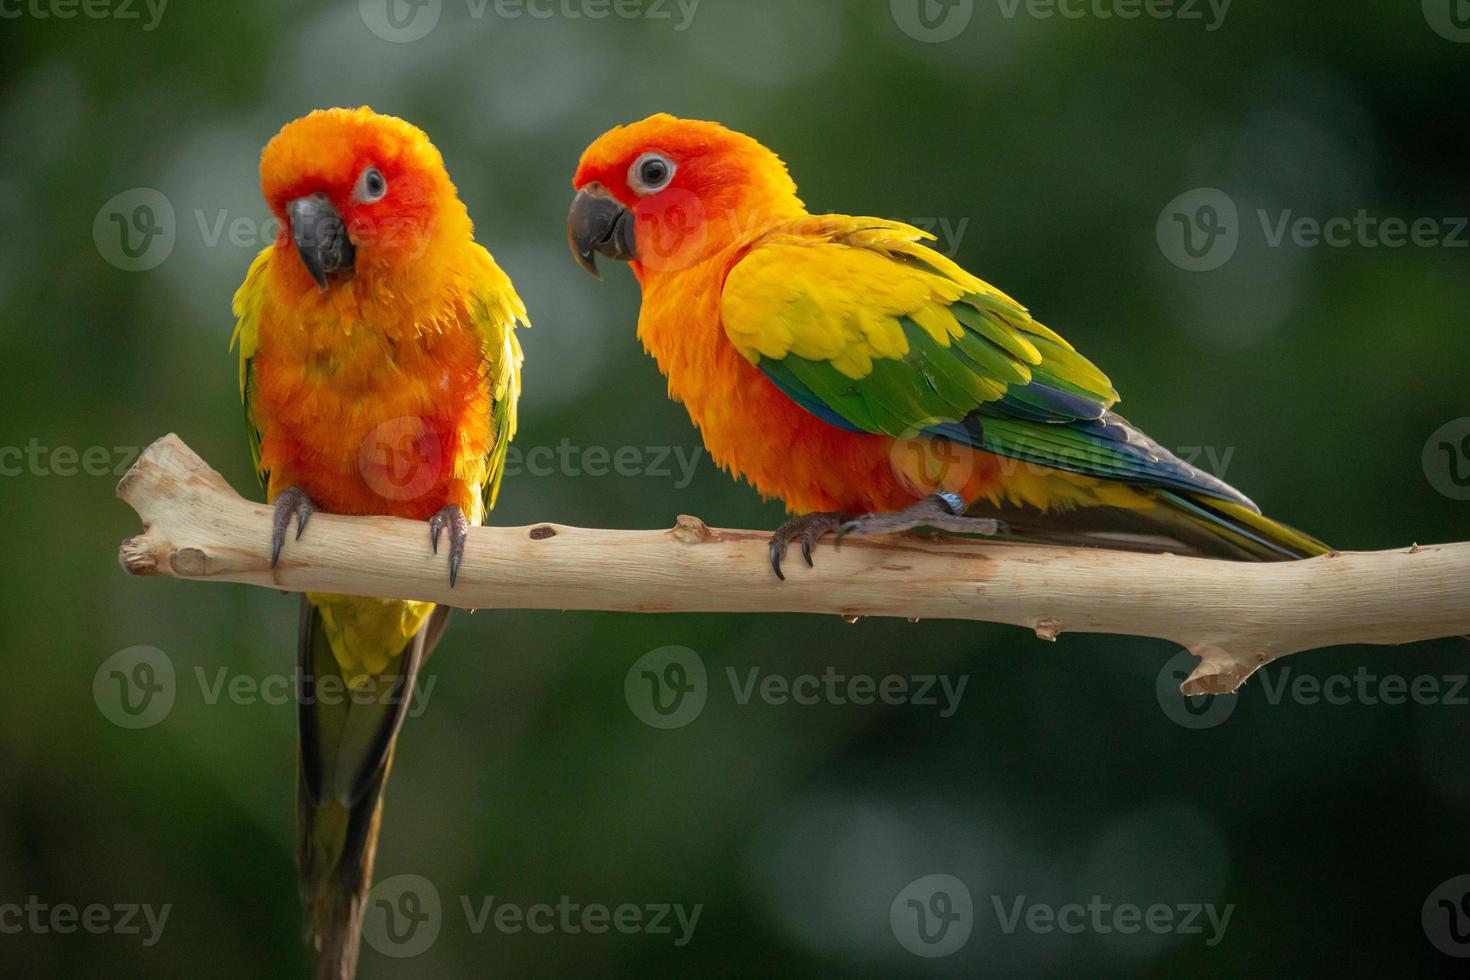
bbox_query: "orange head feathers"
[236,106,527,522]
[569,114,806,278]
[259,106,472,297]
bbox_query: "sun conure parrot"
[568,114,1326,577]
[231,107,527,978]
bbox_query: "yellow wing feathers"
[721,216,1062,380]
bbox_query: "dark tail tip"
[310,887,365,980]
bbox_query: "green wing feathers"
[722,216,1327,560]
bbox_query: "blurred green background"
[3,1,1468,976]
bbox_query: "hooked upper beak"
[567,184,636,280]
[287,193,354,291]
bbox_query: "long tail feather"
[295,600,450,980]
[967,489,1329,562]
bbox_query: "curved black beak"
[568,185,636,280]
[287,193,354,291]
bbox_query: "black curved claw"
[270,486,318,567]
[768,538,787,582]
[767,512,846,581]
[428,505,471,587]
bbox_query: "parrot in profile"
[231,107,527,978]
[568,114,1326,577]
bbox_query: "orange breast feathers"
[635,271,1006,517]
[246,279,496,522]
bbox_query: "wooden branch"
[117,434,1469,696]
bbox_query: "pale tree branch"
[116,434,1469,696]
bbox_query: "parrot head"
[568,114,806,279]
[259,106,470,293]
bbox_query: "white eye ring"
[628,152,675,195]
[355,166,387,203]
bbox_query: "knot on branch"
[119,536,157,576]
[670,514,719,544]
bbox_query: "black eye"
[356,166,387,203]
[630,152,675,194]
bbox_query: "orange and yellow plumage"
[230,107,526,978]
[570,114,1325,564]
